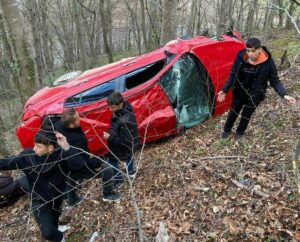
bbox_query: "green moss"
[265,30,300,64]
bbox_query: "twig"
[231,179,270,198]
[292,139,300,196]
[190,155,248,162]
[278,53,300,77]
[266,0,300,36]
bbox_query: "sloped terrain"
[0,62,299,242]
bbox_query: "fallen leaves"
[0,64,299,241]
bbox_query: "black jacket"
[222,46,288,100]
[0,147,83,204]
[55,122,101,170]
[107,101,139,160]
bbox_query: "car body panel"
[16,32,245,155]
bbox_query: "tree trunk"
[99,0,113,63]
[285,1,296,29]
[125,0,142,55]
[0,0,35,102]
[146,0,161,49]
[245,0,258,38]
[72,0,88,69]
[139,0,150,51]
[27,0,44,88]
[236,0,245,32]
[217,0,227,36]
[39,1,54,73]
[277,0,285,28]
[161,0,177,45]
[187,0,197,36]
[55,0,76,69]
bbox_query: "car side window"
[125,60,165,90]
[64,81,115,107]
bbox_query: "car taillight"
[16,115,42,148]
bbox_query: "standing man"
[54,108,122,203]
[103,92,139,187]
[217,38,296,140]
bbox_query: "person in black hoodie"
[103,92,139,187]
[54,108,122,204]
[0,130,80,242]
[217,38,296,140]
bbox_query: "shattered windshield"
[159,53,213,128]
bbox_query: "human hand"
[103,132,110,140]
[55,132,70,151]
[217,91,226,102]
[284,95,296,104]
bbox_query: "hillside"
[0,61,299,242]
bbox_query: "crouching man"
[55,108,122,203]
[0,131,81,241]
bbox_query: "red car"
[16,32,245,155]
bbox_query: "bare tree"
[0,0,35,102]
[72,0,88,69]
[99,0,114,63]
[245,0,258,38]
[161,0,178,45]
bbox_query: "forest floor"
[0,37,300,242]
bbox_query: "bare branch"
[266,0,300,36]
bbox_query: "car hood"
[22,86,67,120]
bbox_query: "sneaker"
[220,131,231,139]
[102,192,122,202]
[58,225,70,233]
[128,169,137,178]
[235,133,245,141]
[66,195,84,207]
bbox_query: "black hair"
[34,130,56,146]
[61,108,77,127]
[107,92,124,106]
[246,38,261,49]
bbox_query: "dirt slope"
[0,62,299,242]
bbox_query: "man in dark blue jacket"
[217,38,296,140]
[55,108,121,204]
[0,130,80,242]
[104,92,139,187]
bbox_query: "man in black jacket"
[55,109,121,204]
[104,92,139,187]
[0,130,79,242]
[217,38,296,140]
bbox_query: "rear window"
[64,80,115,107]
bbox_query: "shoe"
[102,192,122,202]
[220,131,231,139]
[128,169,137,178]
[235,132,245,141]
[66,195,84,207]
[58,225,70,233]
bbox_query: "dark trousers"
[224,95,263,134]
[32,199,63,242]
[66,162,115,203]
[108,156,134,182]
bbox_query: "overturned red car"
[16,32,245,155]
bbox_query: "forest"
[0,0,299,241]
